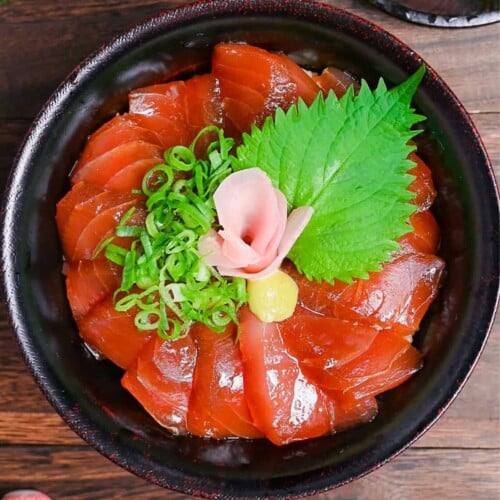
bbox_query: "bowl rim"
[2,0,499,497]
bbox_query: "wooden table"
[0,1,498,498]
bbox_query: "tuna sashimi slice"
[62,191,145,262]
[238,306,333,445]
[408,153,436,212]
[129,75,222,152]
[128,112,190,150]
[56,182,104,232]
[57,186,137,259]
[104,157,162,192]
[278,313,379,370]
[74,114,163,175]
[129,80,187,117]
[302,331,421,398]
[212,43,320,135]
[347,343,422,400]
[328,395,378,432]
[285,253,444,335]
[71,140,163,188]
[187,323,263,439]
[77,296,152,369]
[122,334,197,434]
[65,259,122,320]
[396,210,440,257]
[184,74,224,133]
[313,67,359,97]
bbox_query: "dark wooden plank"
[0,19,151,119]
[0,0,179,22]
[0,412,82,446]
[0,447,498,499]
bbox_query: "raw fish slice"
[65,259,122,319]
[71,140,163,188]
[77,296,152,369]
[302,331,420,396]
[285,253,445,335]
[104,157,162,192]
[58,187,136,258]
[75,114,163,173]
[63,193,145,261]
[71,202,145,261]
[212,43,320,135]
[129,113,190,150]
[187,323,263,439]
[56,182,104,231]
[220,97,256,140]
[184,74,224,132]
[313,67,360,97]
[278,312,379,369]
[329,395,378,432]
[130,75,223,152]
[347,343,422,400]
[396,210,440,256]
[130,80,187,117]
[183,74,224,153]
[122,334,197,434]
[408,153,436,212]
[217,76,266,116]
[238,306,332,446]
[326,254,445,335]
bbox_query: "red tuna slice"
[71,140,163,189]
[408,153,437,212]
[130,75,223,152]
[74,114,163,175]
[239,306,333,445]
[104,157,162,192]
[313,67,360,97]
[397,210,440,256]
[212,43,321,135]
[77,296,152,369]
[129,113,190,150]
[122,334,197,434]
[184,74,224,154]
[59,186,145,261]
[303,331,421,398]
[65,259,122,320]
[184,74,224,133]
[130,80,187,118]
[129,80,191,150]
[329,394,378,432]
[57,185,132,255]
[285,253,445,335]
[347,342,422,400]
[278,313,379,370]
[56,181,104,232]
[187,323,263,439]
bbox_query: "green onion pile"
[99,126,247,339]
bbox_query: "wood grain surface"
[0,0,499,498]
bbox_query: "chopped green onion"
[104,244,128,266]
[92,236,115,259]
[102,125,246,339]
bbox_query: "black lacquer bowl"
[2,0,499,497]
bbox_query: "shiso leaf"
[233,67,426,283]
